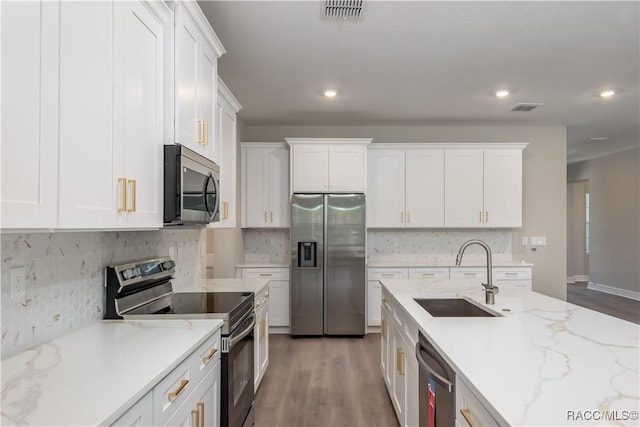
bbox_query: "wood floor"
[567,282,640,324]
[253,334,399,427]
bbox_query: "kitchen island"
[381,278,640,426]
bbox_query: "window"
[585,192,590,254]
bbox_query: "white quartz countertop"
[174,278,270,294]
[381,279,640,426]
[1,319,223,426]
[368,258,534,268]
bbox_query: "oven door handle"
[229,313,256,349]
[415,342,454,393]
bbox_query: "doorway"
[567,180,589,283]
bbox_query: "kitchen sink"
[413,298,499,317]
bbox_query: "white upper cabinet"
[241,143,290,228]
[444,144,526,228]
[367,146,444,228]
[286,138,372,193]
[58,0,168,229]
[1,0,59,229]
[210,78,242,228]
[174,1,224,162]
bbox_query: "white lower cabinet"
[254,286,270,391]
[238,267,290,328]
[164,367,219,427]
[368,268,408,327]
[456,376,500,427]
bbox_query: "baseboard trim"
[575,275,589,282]
[587,282,640,301]
[268,326,290,334]
[567,276,575,284]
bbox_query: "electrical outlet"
[521,236,528,245]
[531,236,547,246]
[10,267,26,301]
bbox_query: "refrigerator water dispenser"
[298,242,317,267]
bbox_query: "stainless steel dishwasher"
[416,331,456,427]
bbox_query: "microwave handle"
[203,173,219,220]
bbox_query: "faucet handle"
[481,283,500,294]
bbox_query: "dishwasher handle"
[415,342,454,393]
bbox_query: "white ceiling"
[199,1,639,164]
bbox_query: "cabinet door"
[483,149,522,227]
[1,0,59,228]
[391,325,406,424]
[111,392,152,427]
[405,149,444,227]
[175,4,199,153]
[328,145,365,192]
[268,147,290,227]
[269,279,290,327]
[197,43,218,162]
[243,148,269,227]
[444,150,484,228]
[380,310,390,388]
[367,281,382,326]
[114,0,164,228]
[367,149,405,227]
[292,144,328,192]
[212,94,237,228]
[58,1,119,228]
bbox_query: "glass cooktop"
[166,292,253,315]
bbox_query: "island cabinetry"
[286,138,372,193]
[238,267,290,328]
[381,289,419,427]
[253,285,270,391]
[367,147,445,227]
[241,143,289,228]
[174,1,224,162]
[210,78,241,228]
[456,376,500,427]
[444,145,525,228]
[368,268,408,327]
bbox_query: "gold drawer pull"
[259,273,272,277]
[397,348,405,375]
[505,272,518,276]
[168,379,189,400]
[381,318,386,338]
[260,319,266,338]
[202,348,218,364]
[460,408,476,427]
[197,402,205,427]
[198,119,205,145]
[192,409,198,427]
[381,273,394,277]
[464,272,477,276]
[421,273,436,276]
[127,179,136,212]
[118,178,127,212]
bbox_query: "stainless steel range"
[105,257,255,427]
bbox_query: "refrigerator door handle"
[323,194,329,333]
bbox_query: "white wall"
[1,229,204,358]
[568,147,640,294]
[243,124,568,300]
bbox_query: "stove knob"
[122,269,133,280]
[162,260,175,270]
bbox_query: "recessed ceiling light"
[600,90,616,98]
[495,90,510,98]
[324,90,337,98]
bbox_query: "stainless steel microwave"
[164,144,220,225]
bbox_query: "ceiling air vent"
[511,103,544,112]
[324,0,364,19]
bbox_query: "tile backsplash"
[368,229,513,264]
[243,229,290,263]
[242,228,513,265]
[1,229,204,358]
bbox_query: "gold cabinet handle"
[381,318,386,339]
[118,178,127,212]
[202,348,218,364]
[222,201,229,220]
[258,273,272,277]
[460,408,476,427]
[197,402,205,427]
[168,379,189,400]
[191,409,199,427]
[396,348,405,375]
[485,211,488,223]
[127,179,136,212]
[198,119,205,145]
[260,318,266,338]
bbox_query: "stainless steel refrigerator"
[290,193,366,336]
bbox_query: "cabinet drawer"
[241,267,289,280]
[153,330,221,425]
[493,267,532,280]
[450,268,487,280]
[368,268,409,280]
[408,268,449,280]
[456,377,501,427]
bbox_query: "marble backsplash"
[1,229,204,358]
[243,229,290,263]
[242,228,513,265]
[368,230,513,264]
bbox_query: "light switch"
[531,236,547,246]
[521,236,528,245]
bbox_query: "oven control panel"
[112,257,176,286]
